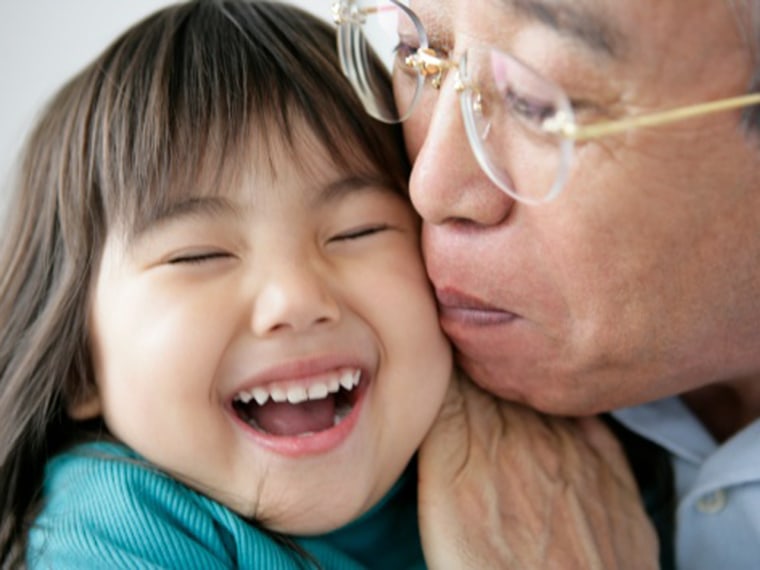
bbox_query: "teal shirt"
[27,442,425,569]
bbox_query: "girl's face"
[79,127,452,534]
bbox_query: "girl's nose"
[251,260,340,337]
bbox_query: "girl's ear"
[67,390,103,420]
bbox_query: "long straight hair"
[0,1,407,566]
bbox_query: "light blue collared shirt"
[613,397,760,570]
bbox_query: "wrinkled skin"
[418,375,657,569]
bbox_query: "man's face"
[403,0,760,414]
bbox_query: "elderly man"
[335,1,760,568]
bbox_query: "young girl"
[0,1,452,568]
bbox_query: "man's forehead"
[413,0,628,58]
[504,0,623,57]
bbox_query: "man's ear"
[67,389,103,420]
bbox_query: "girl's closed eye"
[167,250,234,265]
[329,224,392,243]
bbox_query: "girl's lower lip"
[230,377,368,457]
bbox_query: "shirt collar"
[613,397,760,489]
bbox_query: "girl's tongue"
[252,398,336,436]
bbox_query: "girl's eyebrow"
[505,0,625,59]
[132,196,238,238]
[317,175,399,206]
[129,177,398,240]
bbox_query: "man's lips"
[435,288,518,326]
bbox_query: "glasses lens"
[336,1,423,123]
[460,48,574,203]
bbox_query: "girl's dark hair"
[0,1,407,566]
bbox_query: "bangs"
[75,0,407,237]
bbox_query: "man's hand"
[418,372,658,570]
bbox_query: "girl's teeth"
[252,387,269,406]
[308,383,329,399]
[270,387,287,403]
[339,371,354,390]
[287,386,308,404]
[234,368,362,406]
[339,369,361,390]
[334,401,352,425]
[238,391,254,404]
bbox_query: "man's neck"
[681,376,760,443]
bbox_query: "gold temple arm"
[545,93,760,141]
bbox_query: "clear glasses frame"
[334,0,760,203]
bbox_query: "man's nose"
[250,257,340,337]
[407,79,514,227]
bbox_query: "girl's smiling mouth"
[229,367,368,456]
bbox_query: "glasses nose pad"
[453,76,486,149]
[472,97,496,147]
[456,79,521,201]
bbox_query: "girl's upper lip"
[435,287,511,313]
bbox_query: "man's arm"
[417,373,658,570]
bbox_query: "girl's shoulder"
[41,441,191,517]
[28,442,386,569]
[27,441,238,568]
[45,441,167,492]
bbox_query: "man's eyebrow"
[505,0,624,58]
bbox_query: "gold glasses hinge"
[331,1,348,25]
[332,0,372,25]
[406,47,454,90]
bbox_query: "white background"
[0,1,333,210]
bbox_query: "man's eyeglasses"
[334,0,760,204]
